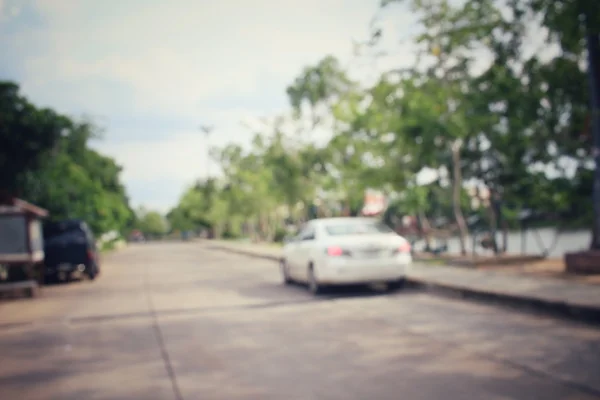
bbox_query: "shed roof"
[0,195,49,218]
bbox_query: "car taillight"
[398,241,411,253]
[87,249,94,260]
[326,246,345,256]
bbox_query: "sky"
[1,0,424,212]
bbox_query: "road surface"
[0,242,599,400]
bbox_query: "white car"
[281,217,412,294]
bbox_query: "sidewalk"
[206,240,600,324]
[206,240,283,260]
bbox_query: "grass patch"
[99,238,126,253]
[417,258,447,266]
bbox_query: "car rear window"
[44,229,87,246]
[324,221,394,236]
[44,221,82,238]
[43,221,89,241]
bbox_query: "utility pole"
[200,125,213,180]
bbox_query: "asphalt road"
[0,242,599,400]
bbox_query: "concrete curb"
[206,244,281,262]
[406,279,600,326]
[207,244,600,326]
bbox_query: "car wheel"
[87,263,98,281]
[280,259,293,285]
[307,265,324,295]
[387,278,405,292]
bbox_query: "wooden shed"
[0,196,48,297]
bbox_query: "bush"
[273,227,287,243]
[222,229,240,239]
[99,237,126,252]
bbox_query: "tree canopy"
[168,0,596,252]
[1,81,135,236]
[135,208,169,238]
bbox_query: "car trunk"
[324,233,408,258]
[44,231,90,267]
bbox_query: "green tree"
[2,80,134,236]
[136,209,169,237]
[167,0,596,255]
[0,81,65,193]
[375,0,594,253]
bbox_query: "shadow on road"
[0,316,175,400]
[237,279,416,301]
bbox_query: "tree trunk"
[501,221,509,253]
[259,213,267,241]
[487,203,499,255]
[451,140,469,255]
[592,223,599,251]
[342,200,350,217]
[269,212,277,242]
[213,224,222,239]
[250,218,258,242]
[264,213,271,242]
[417,210,432,249]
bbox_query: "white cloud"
[0,0,20,20]
[21,0,385,117]
[93,107,264,186]
[97,131,212,185]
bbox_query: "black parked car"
[43,219,100,282]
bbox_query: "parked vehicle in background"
[129,229,145,242]
[43,219,100,282]
[281,217,412,295]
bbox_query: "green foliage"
[221,229,241,240]
[286,55,356,123]
[99,237,125,253]
[135,208,169,237]
[273,227,288,243]
[1,81,134,236]
[166,1,594,251]
[0,82,66,193]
